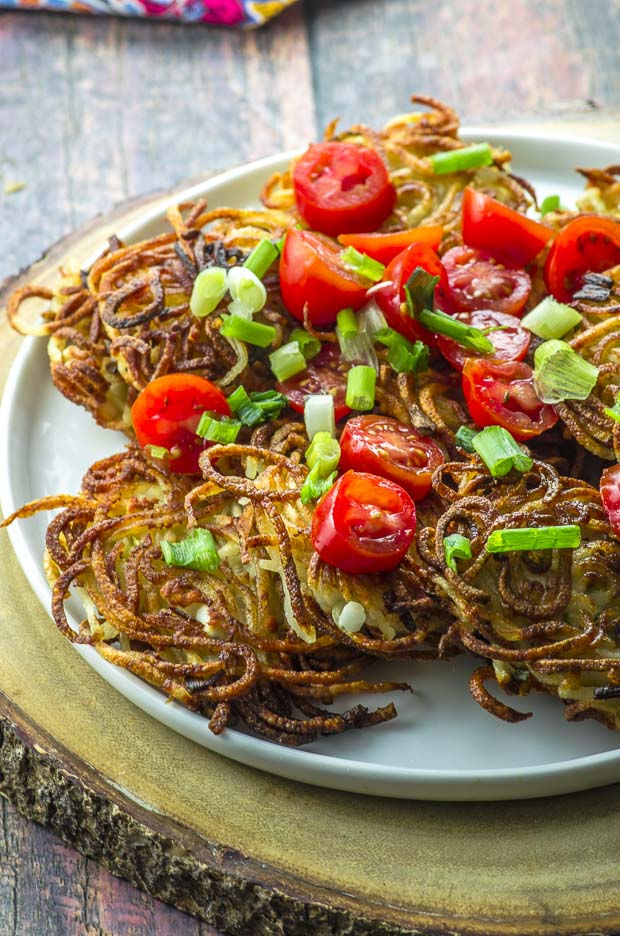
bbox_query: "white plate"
[3,129,620,802]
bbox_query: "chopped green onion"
[190,267,228,318]
[472,426,533,478]
[333,600,366,633]
[336,307,359,338]
[419,309,495,354]
[269,341,307,382]
[335,321,378,368]
[359,301,388,339]
[486,525,581,553]
[341,246,385,283]
[243,239,279,279]
[227,265,267,317]
[289,328,321,360]
[430,143,493,175]
[219,314,276,348]
[161,528,220,573]
[533,339,599,404]
[300,466,338,505]
[148,445,170,460]
[196,412,242,444]
[540,194,562,216]
[455,426,478,453]
[404,266,440,317]
[304,394,336,439]
[228,386,287,427]
[305,431,341,475]
[275,233,287,254]
[375,327,430,374]
[604,392,620,422]
[520,297,582,339]
[443,533,473,571]
[346,365,376,410]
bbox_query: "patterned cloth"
[0,0,297,24]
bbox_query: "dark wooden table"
[1,1,619,931]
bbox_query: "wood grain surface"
[1,0,620,932]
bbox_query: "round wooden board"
[2,161,620,936]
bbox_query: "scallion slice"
[472,426,533,478]
[304,394,336,439]
[419,309,495,354]
[196,412,242,444]
[300,467,338,505]
[219,314,276,348]
[190,266,228,318]
[161,528,221,573]
[486,525,581,553]
[341,246,385,283]
[336,307,359,339]
[269,341,307,382]
[533,339,599,404]
[375,327,430,374]
[604,392,620,423]
[333,600,366,633]
[243,239,279,279]
[336,324,378,368]
[455,426,478,453]
[358,300,388,339]
[228,386,287,427]
[430,143,493,175]
[148,445,170,460]
[305,431,341,475]
[443,533,473,571]
[404,266,440,317]
[520,297,582,339]
[540,194,562,216]
[289,327,321,360]
[346,365,376,410]
[227,265,267,317]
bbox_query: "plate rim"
[3,127,620,801]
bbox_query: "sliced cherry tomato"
[462,187,553,267]
[601,464,620,538]
[131,374,231,474]
[462,359,558,441]
[438,310,531,372]
[276,344,349,421]
[337,225,443,265]
[442,245,531,317]
[279,228,369,327]
[293,142,396,236]
[311,471,416,574]
[339,415,444,501]
[544,216,620,302]
[376,241,450,345]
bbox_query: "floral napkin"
[1,0,297,24]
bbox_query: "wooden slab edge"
[0,689,433,936]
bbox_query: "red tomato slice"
[442,245,531,317]
[279,228,369,327]
[293,142,396,236]
[337,225,443,265]
[544,216,620,302]
[601,464,620,538]
[376,241,450,346]
[131,374,231,474]
[438,310,531,372]
[311,471,416,574]
[276,344,349,421]
[339,415,444,501]
[462,359,557,441]
[462,187,553,267]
